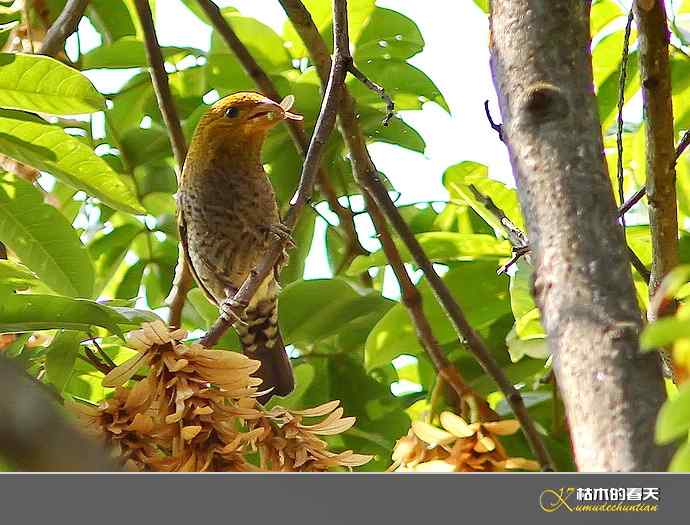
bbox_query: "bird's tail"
[237,299,294,404]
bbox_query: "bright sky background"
[81,0,511,201]
[155,1,510,281]
[76,1,513,288]
[153,0,514,203]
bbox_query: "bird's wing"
[177,192,219,306]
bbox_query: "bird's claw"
[264,223,296,248]
[219,297,248,326]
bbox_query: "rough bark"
[634,1,678,300]
[489,0,671,471]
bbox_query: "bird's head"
[199,91,302,139]
[185,92,303,167]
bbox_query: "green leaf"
[110,306,162,326]
[328,355,410,471]
[470,357,547,397]
[472,0,489,13]
[0,259,39,290]
[365,262,511,370]
[509,262,545,339]
[348,59,448,113]
[669,441,690,472]
[593,30,641,131]
[186,288,219,325]
[280,210,316,285]
[45,330,83,393]
[0,22,17,50]
[443,161,525,232]
[356,7,425,60]
[641,317,690,350]
[0,4,20,24]
[590,0,624,37]
[0,174,95,297]
[349,232,512,274]
[360,110,426,152]
[107,72,152,133]
[670,51,690,132]
[265,361,316,410]
[114,259,146,299]
[82,37,202,69]
[120,127,172,167]
[89,223,143,295]
[279,279,393,348]
[0,53,105,115]
[656,382,690,444]
[0,109,144,214]
[283,0,375,60]
[208,11,291,90]
[87,0,138,43]
[0,293,125,336]
[507,336,549,362]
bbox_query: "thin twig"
[132,0,188,170]
[616,8,634,229]
[470,173,650,280]
[133,0,191,327]
[467,184,531,274]
[81,348,113,375]
[168,260,193,328]
[348,62,395,126]
[88,335,117,370]
[39,0,89,57]
[280,0,554,470]
[483,100,504,142]
[200,0,349,347]
[366,193,497,421]
[616,128,690,218]
[617,186,646,217]
[195,0,370,279]
[469,184,527,247]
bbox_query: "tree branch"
[39,0,89,57]
[0,356,118,471]
[347,63,395,126]
[280,0,554,470]
[615,129,690,218]
[168,259,193,328]
[634,0,678,380]
[634,0,678,298]
[133,0,191,327]
[490,0,670,471]
[366,194,497,421]
[133,0,188,169]
[616,8,635,229]
[200,0,349,347]
[195,0,370,279]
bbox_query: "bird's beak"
[247,96,303,123]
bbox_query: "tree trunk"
[489,0,671,471]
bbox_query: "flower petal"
[483,419,521,436]
[440,411,475,438]
[411,421,455,447]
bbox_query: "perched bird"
[177,92,302,403]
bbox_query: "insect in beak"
[279,95,303,121]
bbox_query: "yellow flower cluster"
[390,411,541,472]
[69,321,372,472]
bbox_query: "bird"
[177,91,302,403]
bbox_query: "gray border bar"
[0,473,684,523]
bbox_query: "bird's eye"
[225,107,240,118]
